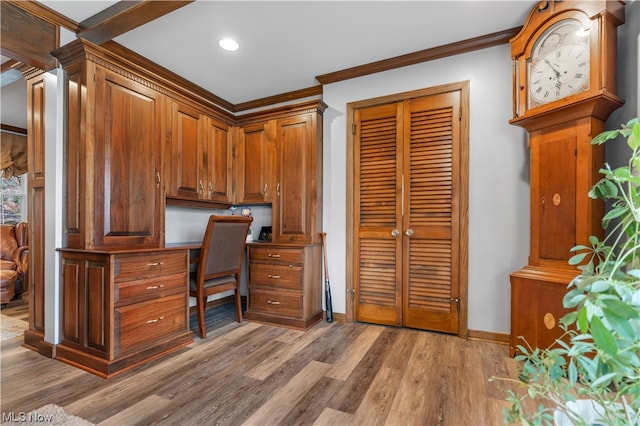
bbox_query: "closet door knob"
[391,229,400,237]
[405,229,414,237]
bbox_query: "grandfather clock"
[509,0,625,356]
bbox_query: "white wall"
[165,204,272,299]
[323,44,530,334]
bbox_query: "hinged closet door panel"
[353,103,403,326]
[402,92,460,333]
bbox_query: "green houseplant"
[497,118,640,426]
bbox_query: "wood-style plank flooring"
[1,296,522,425]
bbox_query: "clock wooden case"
[508,0,625,356]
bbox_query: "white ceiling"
[2,1,538,127]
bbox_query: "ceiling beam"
[77,1,194,45]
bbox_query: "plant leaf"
[602,306,637,340]
[576,306,588,333]
[590,315,618,355]
[602,298,640,319]
[628,121,640,150]
[592,129,620,145]
[568,252,588,265]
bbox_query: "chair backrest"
[199,215,253,280]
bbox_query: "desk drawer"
[114,273,186,306]
[248,289,302,318]
[249,246,304,264]
[115,293,186,357]
[115,252,186,282]
[249,263,302,290]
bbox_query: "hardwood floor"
[1,296,522,425]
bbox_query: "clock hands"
[543,59,565,93]
[544,59,561,78]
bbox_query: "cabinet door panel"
[205,118,232,203]
[274,116,312,242]
[94,68,161,247]
[237,123,272,204]
[171,102,201,200]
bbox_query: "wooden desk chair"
[190,215,252,338]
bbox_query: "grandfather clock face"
[528,19,590,109]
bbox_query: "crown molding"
[316,27,522,85]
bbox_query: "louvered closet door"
[402,92,460,333]
[354,103,404,326]
[353,91,461,333]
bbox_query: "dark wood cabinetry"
[240,101,326,329]
[168,101,202,200]
[56,248,192,378]
[202,116,233,203]
[59,50,163,249]
[239,100,325,244]
[235,123,274,204]
[43,39,326,375]
[245,243,322,329]
[54,41,164,249]
[167,101,233,205]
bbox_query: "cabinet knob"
[391,229,400,237]
[405,229,414,237]
[268,254,281,258]
[208,182,213,194]
[199,181,204,194]
[267,300,281,305]
[268,275,280,279]
[156,172,161,188]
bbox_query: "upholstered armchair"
[0,222,28,305]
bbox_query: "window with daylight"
[1,174,27,224]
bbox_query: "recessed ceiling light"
[219,38,239,52]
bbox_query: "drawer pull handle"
[146,284,165,290]
[268,275,280,279]
[146,316,165,324]
[267,300,280,305]
[268,254,281,258]
[147,262,165,267]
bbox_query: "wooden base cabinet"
[509,266,576,357]
[245,243,322,329]
[56,248,193,378]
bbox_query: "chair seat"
[189,274,236,292]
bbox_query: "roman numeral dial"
[529,44,590,104]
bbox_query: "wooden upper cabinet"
[169,101,202,200]
[166,101,233,205]
[202,117,233,204]
[93,67,163,248]
[235,122,274,205]
[53,39,164,249]
[271,104,324,244]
